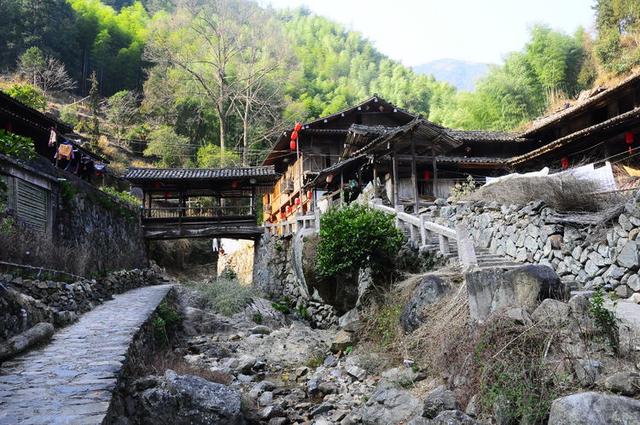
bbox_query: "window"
[15,179,49,233]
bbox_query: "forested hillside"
[0,0,638,168]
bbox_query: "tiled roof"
[124,166,277,181]
[444,129,528,143]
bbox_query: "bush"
[101,186,142,208]
[190,278,259,316]
[0,129,36,160]
[450,175,477,201]
[4,82,46,110]
[316,204,404,278]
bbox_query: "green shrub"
[4,83,46,110]
[0,130,36,160]
[316,204,404,278]
[590,288,619,354]
[60,104,80,127]
[59,181,78,205]
[101,186,142,208]
[190,278,259,316]
[451,175,476,201]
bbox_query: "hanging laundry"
[94,162,106,177]
[55,143,74,161]
[48,128,57,147]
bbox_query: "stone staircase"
[422,237,523,270]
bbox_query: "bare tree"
[17,47,76,95]
[144,0,251,163]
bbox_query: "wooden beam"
[432,146,438,199]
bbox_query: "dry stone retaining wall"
[0,266,166,342]
[423,198,640,299]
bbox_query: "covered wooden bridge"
[124,166,278,240]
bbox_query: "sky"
[258,0,596,66]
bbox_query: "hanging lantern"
[164,191,170,200]
[423,170,432,182]
[294,122,303,132]
[626,131,634,154]
[279,212,285,220]
[326,174,334,183]
[290,130,299,141]
[560,157,569,170]
[307,190,313,199]
[154,181,162,189]
[286,205,291,214]
[290,139,297,151]
[294,197,301,206]
[231,180,239,189]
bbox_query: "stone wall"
[0,266,166,342]
[423,198,640,299]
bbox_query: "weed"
[271,301,290,314]
[306,354,324,368]
[252,312,263,324]
[189,278,259,316]
[368,302,403,348]
[296,305,310,320]
[60,181,78,205]
[344,345,353,355]
[590,287,619,354]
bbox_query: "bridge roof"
[125,166,277,185]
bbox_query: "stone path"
[0,284,173,425]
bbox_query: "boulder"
[137,370,244,425]
[465,265,565,322]
[423,385,460,419]
[338,308,362,332]
[380,367,422,388]
[0,322,54,361]
[400,275,451,332]
[604,371,640,397]
[360,387,422,425]
[548,392,640,425]
[531,299,571,327]
[616,241,639,269]
[330,330,353,353]
[431,410,478,424]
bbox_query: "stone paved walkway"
[0,284,173,425]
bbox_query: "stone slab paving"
[0,284,173,425]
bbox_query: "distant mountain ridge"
[414,59,491,92]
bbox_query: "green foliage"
[4,83,46,110]
[144,125,192,167]
[371,302,403,348]
[101,186,142,208]
[152,300,180,346]
[316,204,404,278]
[60,104,81,127]
[59,181,78,205]
[104,90,139,138]
[271,300,291,315]
[190,278,259,316]
[306,354,324,368]
[0,130,36,160]
[594,0,640,74]
[252,312,263,324]
[296,305,310,320]
[196,144,241,168]
[589,288,619,353]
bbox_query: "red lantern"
[279,212,285,220]
[626,131,634,154]
[561,157,569,170]
[290,139,297,151]
[307,190,313,199]
[422,170,432,182]
[164,191,170,200]
[290,130,299,141]
[231,180,239,189]
[286,206,291,214]
[294,197,301,206]
[294,122,303,132]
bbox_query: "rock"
[261,405,285,419]
[249,325,272,335]
[503,307,533,325]
[531,299,571,327]
[137,370,243,425]
[423,385,459,419]
[615,285,633,299]
[318,381,338,395]
[330,330,353,353]
[431,410,478,424]
[400,275,451,332]
[380,367,422,388]
[268,419,288,425]
[360,387,422,425]
[258,391,273,406]
[548,392,640,425]
[465,265,565,322]
[338,309,362,332]
[465,395,478,417]
[627,274,640,292]
[236,355,257,374]
[603,264,625,280]
[347,365,367,381]
[0,322,54,361]
[604,371,640,396]
[626,293,640,304]
[616,241,639,269]
[574,359,603,386]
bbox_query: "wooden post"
[411,135,419,214]
[392,150,399,207]
[373,165,378,194]
[340,172,344,206]
[432,147,438,199]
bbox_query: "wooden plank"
[392,150,399,206]
[411,135,419,213]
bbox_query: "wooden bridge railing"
[143,205,254,220]
[368,198,478,270]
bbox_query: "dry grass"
[466,174,627,212]
[135,348,233,385]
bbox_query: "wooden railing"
[144,205,254,219]
[369,198,478,270]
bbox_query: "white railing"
[264,210,319,237]
[369,198,478,270]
